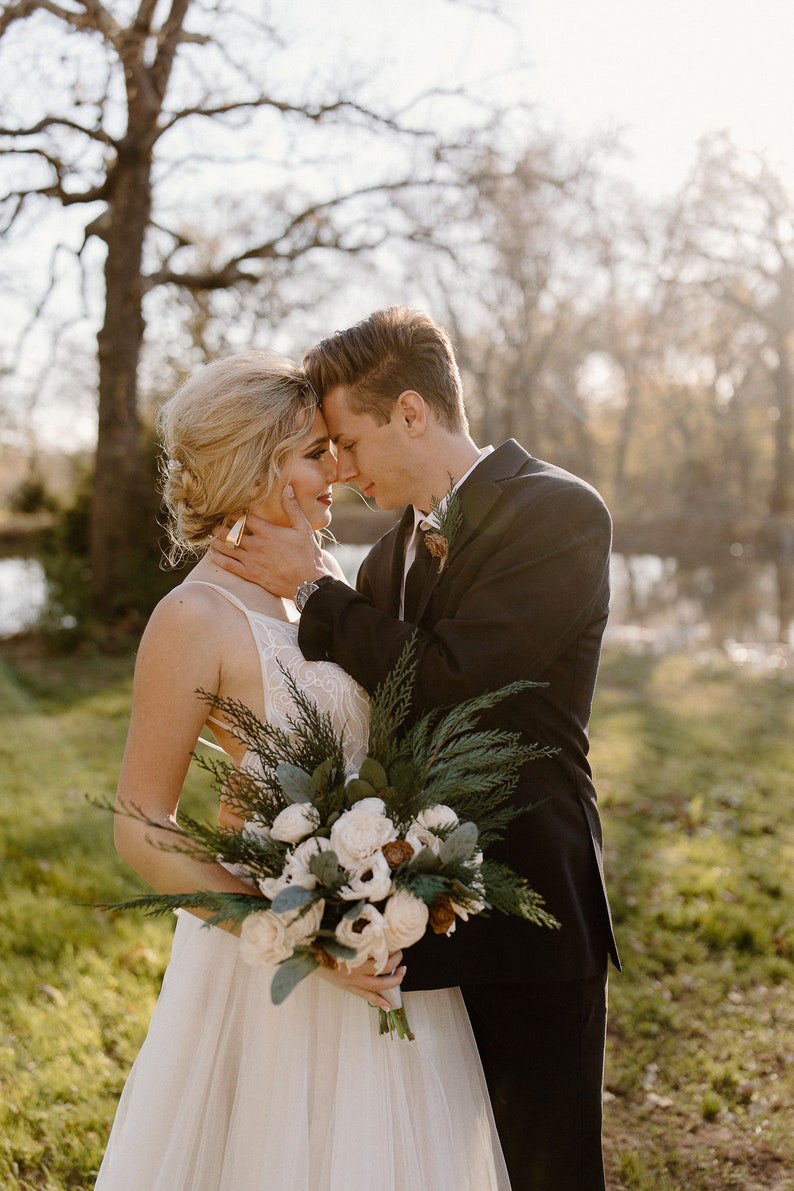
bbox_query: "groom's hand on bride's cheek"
[208,495,326,598]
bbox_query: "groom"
[212,307,619,1189]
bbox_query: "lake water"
[2,550,792,669]
[0,558,48,637]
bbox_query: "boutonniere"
[424,475,463,574]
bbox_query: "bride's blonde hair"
[158,351,318,565]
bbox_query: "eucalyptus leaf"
[343,898,366,919]
[309,850,341,886]
[270,885,313,913]
[276,763,314,804]
[439,821,479,865]
[270,951,319,1004]
[406,846,440,872]
[310,757,336,792]
[320,938,358,961]
[359,757,388,790]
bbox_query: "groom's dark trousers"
[462,974,608,1190]
[299,442,620,1190]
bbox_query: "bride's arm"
[113,586,256,924]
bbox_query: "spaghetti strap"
[187,579,252,616]
[188,581,253,746]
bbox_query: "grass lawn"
[593,651,794,1190]
[1,638,792,1189]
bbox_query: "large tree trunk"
[87,0,190,615]
[89,144,153,612]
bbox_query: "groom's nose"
[336,455,358,484]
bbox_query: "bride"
[94,351,509,1190]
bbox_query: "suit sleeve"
[298,481,611,716]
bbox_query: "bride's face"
[251,408,337,531]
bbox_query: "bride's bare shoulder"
[143,576,239,640]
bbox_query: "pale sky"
[513,0,794,195]
[8,0,794,450]
[306,0,794,197]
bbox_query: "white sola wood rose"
[284,899,325,948]
[270,802,320,844]
[239,901,325,965]
[329,799,397,869]
[406,804,459,855]
[383,887,430,950]
[335,903,390,973]
[257,854,319,899]
[418,805,459,831]
[239,910,293,965]
[338,850,394,902]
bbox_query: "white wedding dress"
[95,583,510,1191]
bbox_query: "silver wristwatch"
[294,575,332,612]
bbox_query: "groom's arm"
[299,481,611,714]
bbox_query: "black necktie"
[403,530,434,622]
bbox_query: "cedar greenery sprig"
[364,633,418,766]
[369,668,558,844]
[424,473,464,572]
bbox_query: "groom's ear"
[394,390,427,437]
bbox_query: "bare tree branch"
[0,115,116,145]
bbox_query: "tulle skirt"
[95,911,510,1190]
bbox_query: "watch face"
[296,581,317,611]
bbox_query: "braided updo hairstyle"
[158,351,318,565]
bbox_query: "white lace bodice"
[192,581,369,773]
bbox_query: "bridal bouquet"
[109,643,559,1040]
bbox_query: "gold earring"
[225,512,248,547]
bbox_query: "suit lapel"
[411,441,532,623]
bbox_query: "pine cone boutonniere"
[425,478,463,574]
[423,530,450,572]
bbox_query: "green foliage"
[365,633,418,762]
[7,474,58,516]
[270,950,319,1005]
[368,645,556,841]
[195,664,347,820]
[34,429,191,649]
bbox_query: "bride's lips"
[317,492,333,507]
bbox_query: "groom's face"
[323,385,417,511]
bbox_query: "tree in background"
[0,0,508,620]
[423,136,613,484]
[673,133,794,529]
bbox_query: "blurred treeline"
[1,4,792,633]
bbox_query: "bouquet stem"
[377,984,414,1041]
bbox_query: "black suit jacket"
[299,440,620,988]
